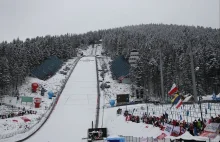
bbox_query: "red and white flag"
[168,83,178,96]
[176,99,183,109]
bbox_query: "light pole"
[159,45,165,101]
[189,44,198,103]
[199,95,203,123]
[195,67,203,123]
[184,28,198,103]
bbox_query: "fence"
[116,103,220,123]
[97,135,219,142]
[0,57,81,141]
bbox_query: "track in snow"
[90,44,98,56]
[25,57,98,142]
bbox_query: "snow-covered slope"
[0,58,78,141]
[25,57,98,142]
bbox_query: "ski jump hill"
[25,56,99,142]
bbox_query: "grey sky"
[0,0,219,42]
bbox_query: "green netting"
[31,56,63,80]
[111,56,130,79]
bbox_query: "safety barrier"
[121,135,219,142]
[95,56,101,128]
[0,57,81,142]
[97,135,219,142]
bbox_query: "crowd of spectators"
[117,108,220,136]
[0,105,37,119]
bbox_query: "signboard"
[116,94,129,106]
[172,126,181,135]
[163,123,173,136]
[87,128,107,141]
[21,96,33,103]
[204,123,220,133]
[200,131,217,139]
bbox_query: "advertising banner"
[163,124,173,136]
[204,123,220,133]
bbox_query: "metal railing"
[95,56,101,128]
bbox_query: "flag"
[176,99,183,109]
[170,94,181,109]
[168,84,178,96]
[171,94,180,104]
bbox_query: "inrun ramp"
[26,57,97,142]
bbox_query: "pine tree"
[0,57,11,96]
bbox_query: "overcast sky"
[0,0,219,42]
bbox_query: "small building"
[111,55,131,84]
[128,49,139,67]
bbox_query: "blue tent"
[105,136,125,142]
[31,56,63,80]
[111,56,130,79]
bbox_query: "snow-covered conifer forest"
[0,24,219,98]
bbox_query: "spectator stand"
[117,106,220,141]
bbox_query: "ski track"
[25,57,98,142]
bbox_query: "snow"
[78,44,102,57]
[100,105,219,141]
[95,47,219,141]
[167,131,209,141]
[24,57,98,142]
[1,43,219,142]
[107,115,162,138]
[96,56,132,106]
[101,105,163,138]
[94,44,102,56]
[0,58,78,142]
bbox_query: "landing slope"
[26,57,97,142]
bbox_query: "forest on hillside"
[101,24,220,98]
[0,33,100,97]
[0,24,219,99]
